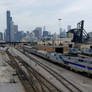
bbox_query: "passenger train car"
[62,56,92,74]
[24,46,92,75]
[68,48,79,55]
[81,48,92,56]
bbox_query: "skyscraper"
[10,21,15,42]
[43,31,49,37]
[67,25,71,31]
[6,10,12,42]
[33,27,42,39]
[14,25,18,42]
[60,28,66,38]
[0,32,3,41]
[43,26,49,37]
[5,10,19,42]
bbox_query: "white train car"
[24,46,92,75]
[36,50,92,75]
[46,52,64,64]
[63,56,92,74]
[81,48,92,56]
[68,48,79,55]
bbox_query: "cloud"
[0,0,92,33]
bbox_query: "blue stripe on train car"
[88,67,92,70]
[64,60,92,70]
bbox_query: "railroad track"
[16,47,83,92]
[16,56,60,92]
[16,55,62,92]
[6,50,41,92]
[7,49,61,92]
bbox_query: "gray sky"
[0,0,92,33]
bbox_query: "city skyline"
[0,0,92,33]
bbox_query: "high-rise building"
[33,27,42,39]
[67,25,71,31]
[5,10,19,42]
[60,28,63,37]
[30,32,35,42]
[10,21,18,42]
[0,32,3,40]
[17,31,24,42]
[43,26,49,37]
[6,10,12,42]
[60,28,66,38]
[10,21,15,42]
[43,31,49,37]
[14,25,18,42]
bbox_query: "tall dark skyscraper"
[6,10,12,42]
[5,10,19,42]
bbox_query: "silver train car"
[63,56,92,74]
[24,46,92,75]
[81,48,92,56]
[68,48,79,55]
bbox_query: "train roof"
[37,50,47,54]
[63,56,92,64]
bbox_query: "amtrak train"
[24,46,92,75]
[68,48,79,55]
[81,48,92,56]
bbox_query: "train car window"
[89,62,92,64]
[56,57,58,60]
[54,54,56,56]
[84,61,87,63]
[59,55,62,59]
[78,59,84,62]
[89,49,92,53]
[68,57,71,59]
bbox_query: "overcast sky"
[0,0,92,33]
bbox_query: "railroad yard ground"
[0,50,25,92]
[0,46,92,92]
